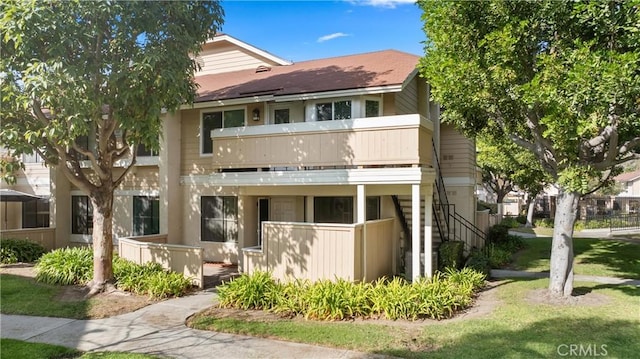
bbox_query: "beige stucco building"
[1,35,482,282]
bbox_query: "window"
[22,199,49,228]
[136,144,158,157]
[73,135,91,160]
[274,109,290,124]
[72,195,93,235]
[314,196,353,224]
[201,109,245,154]
[315,100,352,121]
[366,196,381,221]
[133,196,159,236]
[201,196,238,242]
[365,100,380,118]
[22,151,43,163]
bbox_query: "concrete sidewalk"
[1,290,387,358]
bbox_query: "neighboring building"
[0,35,481,282]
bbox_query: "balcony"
[211,114,433,170]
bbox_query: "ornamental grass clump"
[35,247,93,285]
[34,248,192,298]
[218,270,280,310]
[219,268,486,321]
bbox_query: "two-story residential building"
[1,34,481,282]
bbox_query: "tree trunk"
[548,188,580,297]
[89,188,114,292]
[525,194,535,228]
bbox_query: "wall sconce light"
[252,108,260,121]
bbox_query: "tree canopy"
[419,0,640,297]
[0,0,224,290]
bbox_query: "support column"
[159,111,182,244]
[412,184,421,282]
[424,189,433,278]
[357,184,366,280]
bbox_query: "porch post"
[412,184,421,282]
[357,184,366,280]
[424,188,433,277]
[357,185,366,223]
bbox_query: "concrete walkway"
[0,290,387,358]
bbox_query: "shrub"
[487,224,510,245]
[438,241,465,270]
[113,257,192,299]
[515,215,527,225]
[35,247,93,285]
[485,244,512,268]
[534,218,554,228]
[145,271,193,299]
[218,270,279,310]
[0,239,46,264]
[464,249,491,275]
[500,217,520,228]
[219,269,486,321]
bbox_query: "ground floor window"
[366,196,381,221]
[22,198,49,228]
[201,196,238,242]
[133,196,160,236]
[314,196,353,224]
[71,195,92,234]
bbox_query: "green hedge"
[218,268,486,321]
[0,239,47,264]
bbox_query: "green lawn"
[511,237,640,279]
[189,279,640,358]
[0,339,161,359]
[0,274,89,318]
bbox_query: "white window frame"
[306,98,358,122]
[199,106,246,156]
[362,96,382,118]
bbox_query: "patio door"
[258,198,269,246]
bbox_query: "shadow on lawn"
[514,237,640,280]
[376,316,639,358]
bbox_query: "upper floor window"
[316,100,352,121]
[274,109,290,124]
[201,109,245,154]
[365,99,380,118]
[22,151,44,164]
[136,144,158,157]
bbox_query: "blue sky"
[220,0,425,62]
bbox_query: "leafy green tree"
[419,0,640,297]
[477,134,549,226]
[0,0,223,292]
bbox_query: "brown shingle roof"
[194,50,420,102]
[614,169,640,182]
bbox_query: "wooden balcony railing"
[211,114,433,170]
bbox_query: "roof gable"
[196,34,291,76]
[614,168,640,182]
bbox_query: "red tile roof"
[194,50,420,102]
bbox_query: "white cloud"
[348,0,416,9]
[317,32,350,43]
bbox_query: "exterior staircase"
[391,140,487,277]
